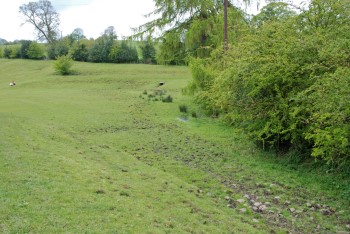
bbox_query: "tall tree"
[224,0,228,50]
[140,39,157,64]
[69,28,86,42]
[136,0,260,39]
[134,0,222,38]
[19,0,60,44]
[252,2,296,26]
[134,0,259,63]
[88,26,117,63]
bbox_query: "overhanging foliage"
[188,0,350,167]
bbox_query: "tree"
[3,45,21,59]
[103,26,118,40]
[69,28,86,42]
[134,0,222,62]
[27,41,45,59]
[88,26,117,63]
[157,31,186,65]
[70,39,91,62]
[134,0,257,63]
[252,2,296,26]
[224,0,228,50]
[140,39,157,64]
[47,37,70,59]
[134,0,222,38]
[20,40,32,59]
[19,0,60,44]
[109,41,138,63]
[298,0,350,31]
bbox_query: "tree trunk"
[224,0,228,50]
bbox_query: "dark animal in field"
[158,82,165,87]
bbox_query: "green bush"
[110,41,138,63]
[4,45,21,59]
[54,55,73,75]
[27,42,45,59]
[188,0,350,167]
[179,105,188,113]
[70,40,90,62]
[48,38,70,59]
[299,68,350,165]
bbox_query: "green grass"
[0,59,349,233]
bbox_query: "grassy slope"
[0,59,349,233]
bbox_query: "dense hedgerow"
[188,0,350,167]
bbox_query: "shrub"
[54,55,73,75]
[187,0,350,168]
[154,89,165,96]
[4,45,21,59]
[179,105,188,113]
[162,95,173,103]
[299,68,350,165]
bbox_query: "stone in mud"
[244,194,250,199]
[254,202,262,207]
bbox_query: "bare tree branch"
[19,0,60,43]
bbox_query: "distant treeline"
[0,28,157,64]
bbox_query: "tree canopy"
[134,0,257,64]
[19,0,60,44]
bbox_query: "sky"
[0,0,155,41]
[0,0,307,42]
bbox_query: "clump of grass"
[120,191,130,197]
[154,89,165,96]
[142,89,173,102]
[191,111,198,118]
[95,189,106,194]
[162,95,173,103]
[179,104,188,113]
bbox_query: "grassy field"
[0,59,349,233]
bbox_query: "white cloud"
[58,0,155,39]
